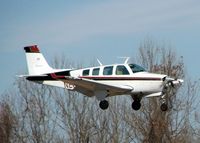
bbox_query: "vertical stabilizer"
[24,45,54,75]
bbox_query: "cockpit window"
[129,64,145,73]
[116,65,129,75]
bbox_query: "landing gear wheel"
[132,101,141,110]
[160,103,168,111]
[99,100,109,110]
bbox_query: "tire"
[160,103,168,111]
[99,100,109,110]
[132,101,141,110]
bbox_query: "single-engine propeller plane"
[20,45,183,111]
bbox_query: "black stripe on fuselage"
[26,75,53,81]
[27,74,162,81]
[54,70,71,76]
[26,70,71,81]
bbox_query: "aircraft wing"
[62,76,133,97]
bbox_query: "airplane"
[20,45,184,111]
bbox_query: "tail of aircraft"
[24,45,54,75]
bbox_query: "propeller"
[163,76,184,88]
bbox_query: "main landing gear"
[98,96,168,111]
[99,100,109,110]
[99,99,142,111]
[131,96,141,111]
[132,99,141,110]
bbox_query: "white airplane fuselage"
[68,64,166,97]
[22,45,183,111]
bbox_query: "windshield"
[129,64,146,73]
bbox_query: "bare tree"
[0,39,199,143]
[122,38,199,143]
[50,56,131,143]
[4,78,60,143]
[0,101,15,143]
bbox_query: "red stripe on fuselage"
[50,73,65,79]
[79,76,162,81]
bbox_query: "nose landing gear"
[160,103,168,111]
[160,94,168,111]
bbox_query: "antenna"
[97,59,103,66]
[118,57,130,64]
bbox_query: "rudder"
[24,45,54,75]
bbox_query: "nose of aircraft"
[143,72,167,80]
[163,76,184,86]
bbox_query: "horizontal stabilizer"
[17,74,48,78]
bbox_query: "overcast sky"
[0,0,200,94]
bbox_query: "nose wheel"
[160,103,168,111]
[99,100,109,110]
[160,94,168,111]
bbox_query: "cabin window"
[103,66,113,75]
[92,68,100,75]
[82,69,90,76]
[116,65,129,75]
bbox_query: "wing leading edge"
[62,76,133,97]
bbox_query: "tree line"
[0,39,200,143]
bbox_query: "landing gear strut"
[160,94,168,111]
[99,100,109,110]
